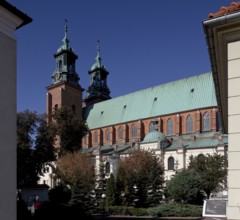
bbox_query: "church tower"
[46,22,84,122]
[84,41,111,106]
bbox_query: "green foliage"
[107,203,202,217]
[54,152,96,214]
[34,114,56,175]
[107,206,148,216]
[106,173,116,207]
[188,153,227,198]
[147,203,202,217]
[52,107,88,155]
[17,110,56,188]
[165,169,205,205]
[116,149,164,208]
[48,184,71,205]
[33,202,95,220]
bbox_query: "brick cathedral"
[41,24,227,186]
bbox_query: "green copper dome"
[142,130,167,143]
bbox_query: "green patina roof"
[165,132,228,151]
[83,72,217,130]
[142,130,167,143]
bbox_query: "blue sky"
[9,0,230,114]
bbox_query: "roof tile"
[208,2,240,18]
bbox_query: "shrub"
[147,203,202,217]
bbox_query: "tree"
[54,152,95,212]
[33,113,56,175]
[105,173,116,207]
[17,110,56,188]
[116,149,164,207]
[188,153,227,199]
[48,184,71,205]
[52,107,89,155]
[95,156,107,212]
[165,169,205,205]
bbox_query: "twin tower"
[46,24,111,121]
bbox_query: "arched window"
[118,127,123,139]
[203,112,210,131]
[105,162,110,174]
[131,124,137,138]
[197,154,205,161]
[167,118,173,135]
[186,115,193,133]
[168,157,174,170]
[106,130,111,142]
[94,132,98,144]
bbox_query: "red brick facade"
[82,107,219,149]
[46,82,83,123]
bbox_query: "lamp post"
[101,193,106,217]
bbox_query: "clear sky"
[9,0,230,114]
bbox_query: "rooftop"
[83,72,217,130]
[208,2,240,18]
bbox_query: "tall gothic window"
[131,124,137,138]
[106,130,111,142]
[203,112,210,131]
[94,132,98,144]
[168,157,174,170]
[167,118,173,135]
[118,127,123,139]
[216,111,222,131]
[186,115,193,133]
[105,162,110,174]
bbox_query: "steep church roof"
[83,72,217,130]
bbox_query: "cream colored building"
[0,1,32,220]
[203,2,240,220]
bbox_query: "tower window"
[58,60,62,72]
[54,104,58,111]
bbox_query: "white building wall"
[227,41,240,219]
[0,5,30,220]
